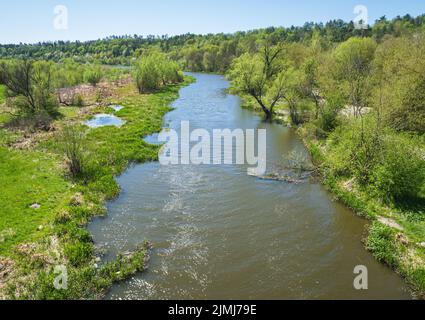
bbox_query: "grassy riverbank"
[237,87,425,298]
[0,77,193,299]
[297,126,425,299]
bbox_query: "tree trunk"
[253,95,273,120]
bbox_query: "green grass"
[0,147,71,256]
[58,106,80,119]
[0,85,8,123]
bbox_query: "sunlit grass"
[0,147,71,256]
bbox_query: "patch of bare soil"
[57,77,131,107]
[0,257,15,298]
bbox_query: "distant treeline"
[1,14,424,71]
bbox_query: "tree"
[259,38,283,79]
[372,34,425,134]
[299,58,321,119]
[334,37,377,117]
[0,59,59,117]
[228,53,284,119]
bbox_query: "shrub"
[59,126,87,178]
[71,94,84,107]
[0,59,59,118]
[371,134,425,203]
[134,52,183,94]
[84,65,103,87]
[316,94,344,136]
[366,221,398,268]
[387,74,425,134]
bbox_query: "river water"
[88,73,411,300]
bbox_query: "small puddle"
[110,105,124,112]
[143,133,160,145]
[84,114,125,128]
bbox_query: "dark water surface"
[88,73,411,300]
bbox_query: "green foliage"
[1,14,424,70]
[372,34,425,134]
[326,116,425,204]
[58,126,88,179]
[84,65,103,87]
[389,73,425,134]
[1,11,425,298]
[228,48,302,121]
[0,59,59,120]
[98,244,148,282]
[0,85,6,103]
[333,37,377,116]
[133,51,183,93]
[366,222,398,268]
[53,59,86,88]
[52,60,128,89]
[315,94,344,136]
[71,94,84,107]
[0,76,191,299]
[326,116,382,182]
[371,134,425,203]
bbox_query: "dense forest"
[1,14,424,70]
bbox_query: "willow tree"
[133,52,183,94]
[228,50,301,123]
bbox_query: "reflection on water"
[88,73,411,300]
[110,105,124,112]
[84,114,125,128]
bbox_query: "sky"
[1,0,425,44]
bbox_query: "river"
[88,73,411,300]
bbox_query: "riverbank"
[0,77,193,299]
[238,93,424,298]
[299,128,425,299]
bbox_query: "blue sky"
[1,0,425,44]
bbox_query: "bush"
[71,94,84,107]
[0,59,59,118]
[371,134,425,203]
[134,52,183,94]
[387,74,425,134]
[135,58,160,93]
[59,126,87,178]
[84,65,103,87]
[366,221,398,268]
[326,116,384,185]
[326,122,360,177]
[316,94,344,136]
